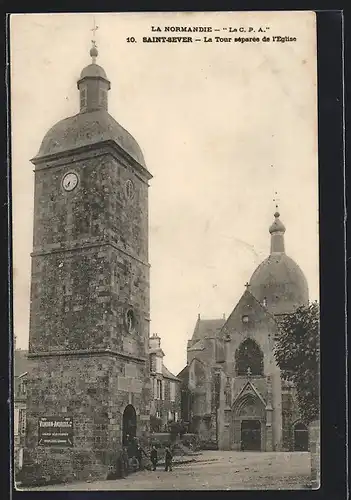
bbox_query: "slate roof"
[162,365,181,382]
[176,365,189,382]
[191,317,226,342]
[34,110,147,168]
[187,339,205,351]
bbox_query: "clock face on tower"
[62,172,79,192]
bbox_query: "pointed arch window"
[235,338,264,376]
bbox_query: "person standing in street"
[164,446,173,472]
[150,446,158,471]
[136,443,147,471]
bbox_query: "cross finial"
[91,17,99,40]
[245,282,250,289]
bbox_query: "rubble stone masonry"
[24,143,152,483]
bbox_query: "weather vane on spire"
[90,17,99,63]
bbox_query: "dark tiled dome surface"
[79,63,107,79]
[35,109,145,167]
[249,253,309,315]
[191,318,226,342]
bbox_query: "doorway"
[241,420,261,451]
[122,405,137,446]
[293,422,309,451]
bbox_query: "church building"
[24,41,152,481]
[178,212,310,452]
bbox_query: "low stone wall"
[309,419,320,489]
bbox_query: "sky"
[10,12,319,375]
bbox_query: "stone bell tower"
[24,40,152,482]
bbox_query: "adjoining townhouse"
[149,334,182,430]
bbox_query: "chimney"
[149,333,161,350]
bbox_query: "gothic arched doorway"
[241,420,261,451]
[231,391,266,451]
[293,422,309,451]
[122,405,137,446]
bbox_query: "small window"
[80,87,87,110]
[242,315,249,323]
[153,378,157,399]
[157,380,162,400]
[125,309,136,332]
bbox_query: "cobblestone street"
[22,451,312,491]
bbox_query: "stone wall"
[24,353,150,482]
[25,143,151,483]
[30,148,150,357]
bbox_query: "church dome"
[34,110,146,166]
[249,212,309,315]
[249,253,309,315]
[79,63,107,80]
[33,43,147,169]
